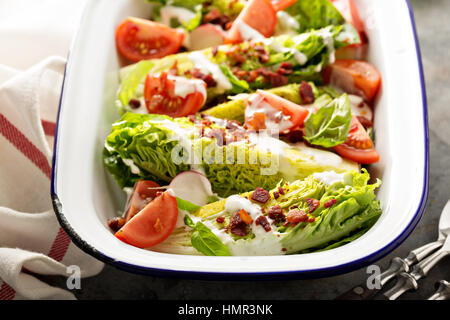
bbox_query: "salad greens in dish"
[105,0,383,256]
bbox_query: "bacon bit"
[255,216,271,232]
[277,62,294,75]
[282,248,287,252]
[153,218,164,233]
[191,68,217,87]
[285,128,304,143]
[273,191,280,199]
[286,209,308,225]
[267,205,285,222]
[205,128,226,146]
[250,187,271,204]
[324,198,337,208]
[357,115,373,128]
[238,209,253,225]
[107,217,126,232]
[299,81,315,104]
[203,8,230,28]
[231,52,246,65]
[129,98,141,109]
[216,216,225,224]
[305,198,320,214]
[278,187,285,195]
[229,211,248,237]
[308,217,316,223]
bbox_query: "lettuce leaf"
[285,0,346,33]
[304,93,352,148]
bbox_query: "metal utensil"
[428,280,450,300]
[336,200,450,300]
[381,233,450,300]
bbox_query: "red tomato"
[330,0,365,37]
[331,0,367,59]
[225,0,277,44]
[144,72,207,117]
[115,17,184,62]
[323,60,381,102]
[124,180,161,222]
[115,191,178,248]
[271,0,296,12]
[254,90,310,132]
[334,116,379,164]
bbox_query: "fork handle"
[410,248,450,280]
[405,240,444,265]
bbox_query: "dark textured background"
[67,0,450,300]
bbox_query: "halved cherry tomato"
[144,72,207,117]
[334,116,379,164]
[225,0,277,44]
[115,17,184,62]
[250,90,310,132]
[124,180,161,222]
[271,0,296,12]
[323,60,381,102]
[115,191,178,248]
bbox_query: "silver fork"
[337,200,450,300]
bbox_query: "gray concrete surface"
[65,0,450,300]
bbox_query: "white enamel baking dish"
[51,0,429,279]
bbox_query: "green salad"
[106,0,383,256]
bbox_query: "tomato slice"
[330,0,365,37]
[124,180,161,222]
[271,0,296,11]
[334,116,379,164]
[225,0,277,44]
[115,191,178,248]
[323,60,382,102]
[249,90,310,132]
[144,72,207,117]
[115,17,184,62]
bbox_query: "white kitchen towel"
[0,56,104,300]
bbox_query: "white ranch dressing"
[245,93,293,133]
[122,158,141,175]
[160,5,197,27]
[215,195,284,256]
[348,94,373,120]
[264,38,308,66]
[317,28,336,64]
[188,51,232,93]
[275,11,300,36]
[235,19,265,42]
[313,170,345,186]
[167,74,207,99]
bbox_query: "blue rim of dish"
[51,0,429,280]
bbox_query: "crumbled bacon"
[277,62,293,75]
[305,198,320,214]
[128,98,141,109]
[357,115,373,128]
[255,216,271,232]
[299,81,315,104]
[286,209,308,225]
[107,217,126,232]
[278,187,285,195]
[250,187,271,203]
[267,205,285,223]
[228,211,248,237]
[273,191,280,199]
[324,198,337,208]
[216,216,225,224]
[191,68,217,87]
[203,8,230,29]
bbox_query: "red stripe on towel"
[0,282,15,300]
[0,113,51,179]
[41,119,56,137]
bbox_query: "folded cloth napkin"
[0,56,104,300]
